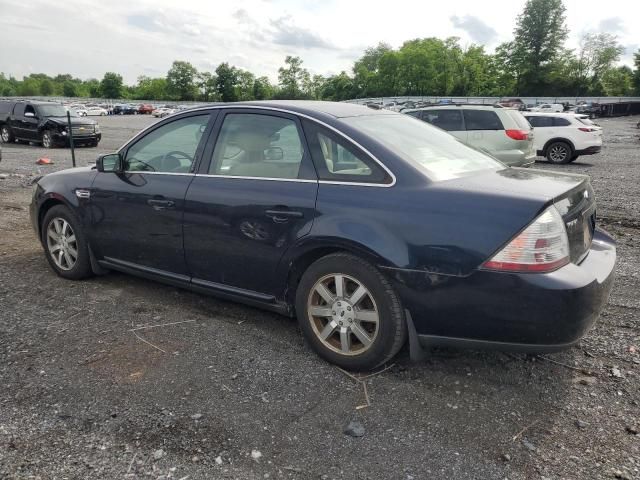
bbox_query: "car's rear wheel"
[42,205,93,280]
[295,253,406,371]
[546,141,572,164]
[1,125,14,143]
[41,130,54,149]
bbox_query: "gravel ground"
[0,114,639,480]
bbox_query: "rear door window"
[526,116,553,128]
[463,110,503,130]
[13,103,25,117]
[210,113,307,180]
[421,109,464,131]
[552,117,571,127]
[303,119,390,184]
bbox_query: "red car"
[137,104,155,115]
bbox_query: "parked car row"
[403,103,603,165]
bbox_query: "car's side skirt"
[99,257,289,315]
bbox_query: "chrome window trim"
[195,174,317,183]
[122,171,195,176]
[118,105,397,188]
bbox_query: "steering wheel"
[163,151,192,162]
[161,151,193,172]
[126,157,156,172]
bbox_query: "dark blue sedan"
[30,101,616,370]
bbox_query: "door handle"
[265,209,303,223]
[147,199,175,210]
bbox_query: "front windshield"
[342,114,504,181]
[37,104,74,117]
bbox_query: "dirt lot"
[0,114,639,480]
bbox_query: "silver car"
[404,105,535,167]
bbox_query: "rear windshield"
[505,110,532,130]
[342,114,504,181]
[576,116,595,126]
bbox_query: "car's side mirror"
[96,153,122,173]
[24,111,36,118]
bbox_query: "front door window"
[125,115,210,173]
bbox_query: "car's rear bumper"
[496,150,536,167]
[575,145,602,156]
[389,228,616,351]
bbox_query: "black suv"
[0,100,101,148]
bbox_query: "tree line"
[1,0,639,102]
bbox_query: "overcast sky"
[0,0,637,84]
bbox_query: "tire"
[546,141,572,164]
[1,124,14,143]
[41,205,93,280]
[295,253,406,371]
[41,130,54,149]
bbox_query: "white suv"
[405,105,535,167]
[529,103,564,113]
[523,112,602,164]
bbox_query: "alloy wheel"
[1,127,9,142]
[42,132,51,148]
[307,273,379,356]
[46,217,78,271]
[549,145,568,162]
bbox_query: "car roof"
[228,100,399,119]
[406,104,500,111]
[522,112,574,117]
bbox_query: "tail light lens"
[505,129,530,140]
[578,127,596,132]
[482,206,569,273]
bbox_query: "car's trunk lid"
[554,181,596,264]
[435,167,596,264]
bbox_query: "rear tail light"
[482,206,569,273]
[505,129,530,140]
[578,127,596,132]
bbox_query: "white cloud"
[0,0,637,84]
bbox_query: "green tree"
[18,78,40,96]
[511,0,568,94]
[62,81,77,97]
[215,63,239,102]
[100,72,123,98]
[321,72,354,101]
[352,42,393,97]
[602,66,634,96]
[253,76,274,100]
[197,72,217,101]
[235,70,256,101]
[278,56,308,99]
[40,78,54,96]
[166,60,198,100]
[573,33,624,95]
[84,78,101,97]
[135,76,168,100]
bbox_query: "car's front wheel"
[1,125,14,143]
[41,130,54,149]
[42,205,93,280]
[546,141,572,164]
[296,253,406,371]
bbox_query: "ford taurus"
[30,101,616,370]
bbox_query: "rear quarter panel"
[281,180,547,282]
